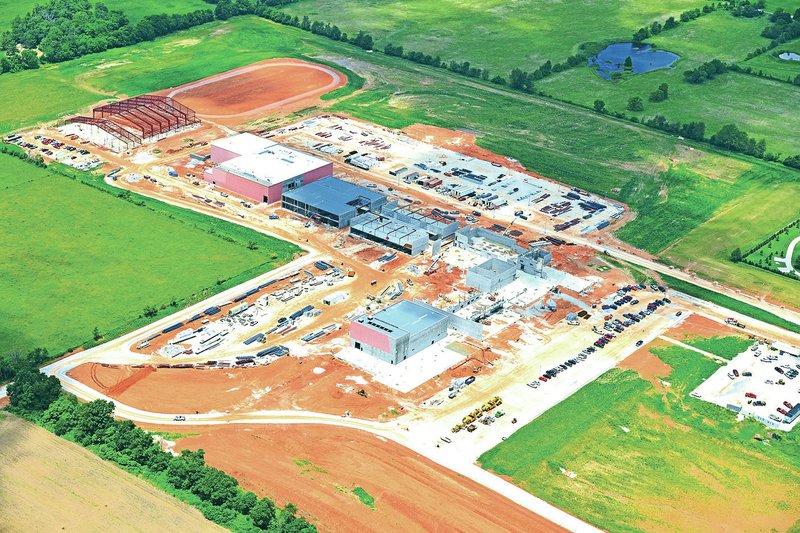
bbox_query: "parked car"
[635,340,644,347]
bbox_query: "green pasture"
[0,153,300,356]
[743,49,800,83]
[284,0,707,72]
[539,68,800,156]
[479,345,800,532]
[742,219,800,277]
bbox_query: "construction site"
[8,57,800,533]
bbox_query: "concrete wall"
[302,163,334,185]
[204,168,272,202]
[412,299,483,340]
[210,145,240,164]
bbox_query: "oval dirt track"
[164,59,345,120]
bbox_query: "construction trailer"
[349,212,430,256]
[66,95,199,151]
[282,176,387,228]
[204,133,333,204]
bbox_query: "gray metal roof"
[282,177,385,216]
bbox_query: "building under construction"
[65,95,200,151]
[350,212,430,256]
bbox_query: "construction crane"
[424,254,442,276]
[502,215,519,237]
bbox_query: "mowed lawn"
[479,345,800,533]
[284,0,707,71]
[0,154,300,356]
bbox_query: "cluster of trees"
[728,0,765,18]
[709,124,766,157]
[730,62,800,86]
[0,347,51,383]
[683,59,729,83]
[6,373,316,532]
[648,83,669,102]
[642,115,706,141]
[761,8,800,42]
[626,96,644,112]
[631,5,714,42]
[2,1,216,66]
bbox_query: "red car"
[539,376,548,382]
[784,401,794,409]
[777,408,788,415]
[733,369,740,377]
[745,392,757,399]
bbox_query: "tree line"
[631,4,716,42]
[6,366,315,532]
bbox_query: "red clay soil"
[157,424,565,533]
[618,339,673,385]
[157,59,346,123]
[667,313,745,341]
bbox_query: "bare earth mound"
[160,58,345,123]
[163,424,564,533]
[0,413,221,532]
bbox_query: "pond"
[589,42,680,80]
[778,52,800,61]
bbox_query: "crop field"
[284,0,707,72]
[479,344,800,533]
[0,413,222,532]
[1,16,798,307]
[0,153,300,356]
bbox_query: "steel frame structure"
[67,95,199,150]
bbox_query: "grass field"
[660,273,800,333]
[0,0,211,30]
[544,68,800,155]
[284,0,707,72]
[744,48,800,82]
[0,412,222,532]
[681,335,753,359]
[0,153,300,356]
[479,344,800,532]
[662,177,800,307]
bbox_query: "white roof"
[211,133,276,155]
[217,144,330,186]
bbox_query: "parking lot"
[5,132,104,171]
[692,342,800,430]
